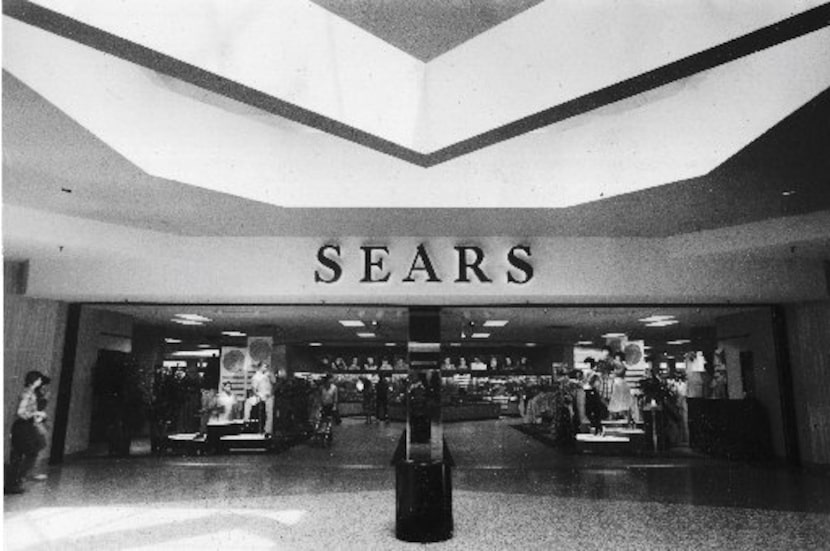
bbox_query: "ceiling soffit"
[5,1,830,161]
[5,14,830,209]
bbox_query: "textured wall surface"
[786,301,830,466]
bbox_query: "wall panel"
[786,301,830,466]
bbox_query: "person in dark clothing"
[375,373,389,423]
[584,374,608,435]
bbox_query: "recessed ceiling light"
[781,190,796,196]
[164,338,182,344]
[666,339,691,345]
[602,333,627,338]
[198,344,214,348]
[525,343,537,347]
[575,340,594,346]
[638,315,676,323]
[356,332,376,338]
[471,333,491,339]
[339,320,365,327]
[171,319,204,326]
[449,343,462,347]
[646,320,679,327]
[171,350,220,358]
[309,342,322,347]
[221,331,247,337]
[483,320,509,327]
[385,343,397,347]
[175,314,213,322]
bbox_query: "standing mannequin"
[244,362,276,435]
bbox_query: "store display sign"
[314,243,533,284]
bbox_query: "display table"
[687,398,773,460]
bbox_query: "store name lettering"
[314,244,533,284]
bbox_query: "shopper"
[320,374,339,421]
[6,371,50,494]
[584,374,608,434]
[360,376,375,423]
[376,373,389,423]
[30,377,52,481]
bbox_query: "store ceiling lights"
[175,313,213,323]
[638,315,676,323]
[309,342,322,347]
[385,343,397,347]
[483,320,509,327]
[339,320,365,327]
[602,332,627,338]
[471,333,491,339]
[356,332,376,338]
[221,330,247,337]
[667,339,691,345]
[646,320,680,327]
[164,338,182,344]
[171,350,219,358]
[525,343,537,347]
[171,319,204,326]
[576,340,594,346]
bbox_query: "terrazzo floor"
[5,418,830,550]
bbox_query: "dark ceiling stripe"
[427,3,830,165]
[5,0,830,168]
[2,0,429,167]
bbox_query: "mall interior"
[4,1,830,549]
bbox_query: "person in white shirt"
[244,363,276,435]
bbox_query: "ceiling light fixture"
[471,333,491,339]
[171,319,203,326]
[666,339,691,345]
[309,342,322,347]
[525,343,537,347]
[575,340,594,346]
[638,315,676,323]
[339,320,365,327]
[646,320,679,327]
[164,338,182,344]
[602,333,627,338]
[175,314,213,323]
[483,320,509,327]
[449,343,462,347]
[221,331,247,337]
[385,343,397,347]
[171,350,220,358]
[356,332,376,338]
[781,190,796,196]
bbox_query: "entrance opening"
[71,303,781,464]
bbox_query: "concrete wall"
[786,301,830,467]
[3,262,67,462]
[64,307,133,456]
[716,308,784,458]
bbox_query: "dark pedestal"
[395,460,453,543]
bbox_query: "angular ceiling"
[4,0,830,210]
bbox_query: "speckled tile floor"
[5,418,830,550]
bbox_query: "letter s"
[315,244,342,283]
[507,245,533,284]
